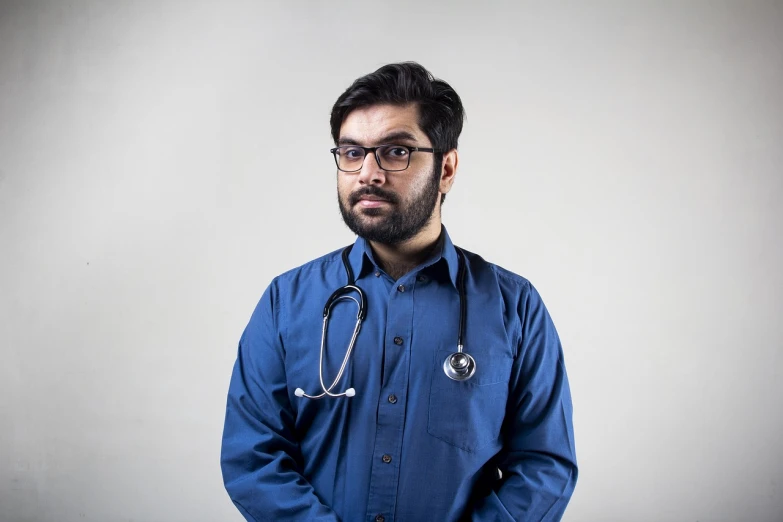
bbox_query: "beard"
[338,163,441,245]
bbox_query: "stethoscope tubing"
[317,298,362,398]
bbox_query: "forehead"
[338,103,428,144]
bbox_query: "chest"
[282,273,515,402]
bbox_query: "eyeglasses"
[330,144,440,172]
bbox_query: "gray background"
[1,1,782,521]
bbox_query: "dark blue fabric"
[221,228,577,521]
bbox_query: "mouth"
[356,196,390,209]
[351,192,395,209]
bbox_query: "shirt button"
[382,454,392,463]
[397,284,405,292]
[393,336,403,345]
[375,515,385,522]
[388,394,397,404]
[374,271,381,277]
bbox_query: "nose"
[356,151,386,186]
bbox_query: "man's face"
[336,103,442,245]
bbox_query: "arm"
[220,283,340,522]
[470,283,578,521]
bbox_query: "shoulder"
[459,247,548,326]
[270,246,349,288]
[459,248,550,356]
[459,247,533,296]
[251,246,350,322]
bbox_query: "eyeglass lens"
[334,145,411,172]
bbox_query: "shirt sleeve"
[220,282,340,522]
[469,282,578,521]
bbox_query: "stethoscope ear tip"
[345,388,356,397]
[294,388,305,397]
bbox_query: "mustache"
[349,186,400,206]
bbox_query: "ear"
[439,149,458,195]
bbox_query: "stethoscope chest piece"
[443,351,476,381]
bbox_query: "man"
[221,62,577,521]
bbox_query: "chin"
[357,207,387,217]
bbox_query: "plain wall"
[1,1,781,521]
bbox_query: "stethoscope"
[294,245,475,400]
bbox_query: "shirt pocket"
[427,348,513,452]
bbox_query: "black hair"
[330,62,465,152]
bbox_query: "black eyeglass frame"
[329,144,441,172]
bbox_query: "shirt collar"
[346,226,460,288]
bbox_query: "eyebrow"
[338,131,420,147]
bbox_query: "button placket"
[367,265,412,522]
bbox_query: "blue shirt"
[221,228,577,521]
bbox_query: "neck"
[369,222,442,281]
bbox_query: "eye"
[384,146,410,158]
[341,146,364,160]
